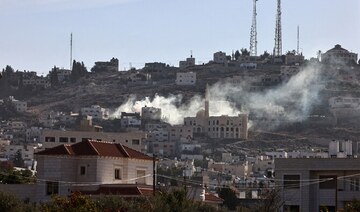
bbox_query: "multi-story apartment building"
[213,51,227,64]
[9,96,27,113]
[80,105,109,120]
[179,56,195,69]
[275,158,360,212]
[40,129,147,152]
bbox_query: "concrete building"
[120,112,141,129]
[275,158,360,212]
[176,72,196,85]
[9,96,27,113]
[213,51,227,64]
[80,105,109,120]
[321,44,358,64]
[141,106,161,121]
[40,129,147,153]
[33,140,154,202]
[280,65,301,79]
[23,75,50,88]
[329,96,360,119]
[179,56,195,69]
[184,86,248,140]
[285,54,304,65]
[4,144,35,163]
[328,140,360,158]
[52,67,71,82]
[92,57,119,72]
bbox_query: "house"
[40,129,147,153]
[176,72,196,85]
[213,51,227,64]
[321,44,358,64]
[92,57,119,72]
[179,56,195,69]
[80,105,109,120]
[9,96,27,113]
[32,140,155,201]
[275,158,360,212]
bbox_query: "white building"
[80,105,109,120]
[176,72,196,85]
[4,144,35,162]
[329,140,356,158]
[9,96,27,113]
[321,44,358,64]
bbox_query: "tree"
[260,51,270,60]
[251,188,283,212]
[240,48,250,56]
[70,60,88,83]
[48,66,59,87]
[218,187,237,210]
[345,199,360,212]
[234,50,241,60]
[13,150,24,168]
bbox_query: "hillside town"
[0,42,360,211]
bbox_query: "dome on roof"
[196,109,206,118]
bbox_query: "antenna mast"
[297,25,300,55]
[250,0,258,56]
[274,0,282,57]
[70,33,73,70]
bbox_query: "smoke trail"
[110,62,324,128]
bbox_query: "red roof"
[205,193,224,203]
[35,140,153,161]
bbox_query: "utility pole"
[274,0,282,57]
[297,25,300,55]
[153,154,156,196]
[250,0,258,56]
[70,33,73,70]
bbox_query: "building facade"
[321,44,358,64]
[40,129,147,152]
[176,72,196,85]
[275,158,360,212]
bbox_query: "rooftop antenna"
[274,0,282,57]
[250,0,258,56]
[70,33,73,70]
[297,25,300,55]
[190,50,193,58]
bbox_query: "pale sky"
[0,0,359,74]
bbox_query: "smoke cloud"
[110,62,324,129]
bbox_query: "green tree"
[234,50,241,60]
[13,149,24,168]
[345,199,360,212]
[218,187,237,210]
[0,192,25,212]
[48,66,59,87]
[70,60,88,82]
[240,48,250,56]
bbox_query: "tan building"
[40,129,147,152]
[321,44,358,64]
[275,158,360,212]
[33,140,155,202]
[184,86,248,140]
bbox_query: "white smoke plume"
[110,62,324,128]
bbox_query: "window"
[80,166,86,176]
[283,205,300,212]
[45,137,55,142]
[136,170,146,184]
[59,137,68,143]
[70,137,76,143]
[319,175,337,189]
[350,178,360,191]
[114,168,122,180]
[283,175,300,189]
[132,139,140,145]
[46,181,59,195]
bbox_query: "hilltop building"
[92,57,119,72]
[184,86,248,140]
[179,55,195,69]
[321,44,358,64]
[176,72,196,85]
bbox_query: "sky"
[0,0,359,74]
